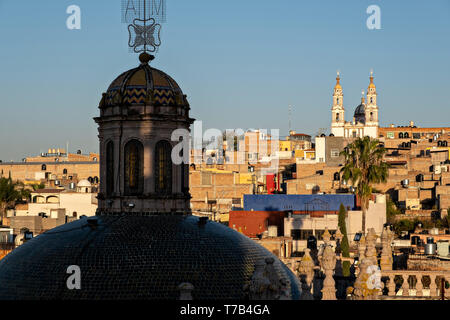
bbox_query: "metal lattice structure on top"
[121,0,166,53]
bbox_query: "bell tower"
[365,70,379,137]
[331,71,345,137]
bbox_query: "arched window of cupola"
[124,139,144,196]
[155,140,172,194]
[106,141,115,196]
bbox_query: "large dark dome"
[0,215,301,300]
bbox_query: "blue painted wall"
[243,194,355,212]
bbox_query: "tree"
[386,196,402,224]
[338,203,351,277]
[340,136,389,235]
[0,177,21,225]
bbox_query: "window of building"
[124,139,144,196]
[336,113,340,121]
[106,141,114,196]
[63,169,68,175]
[291,229,313,240]
[155,140,172,194]
[331,149,340,158]
[41,164,46,171]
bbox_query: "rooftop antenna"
[122,0,167,54]
[288,104,292,134]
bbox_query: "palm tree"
[0,177,21,225]
[340,136,389,235]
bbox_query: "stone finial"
[245,258,289,300]
[365,228,378,266]
[358,234,366,261]
[320,244,337,300]
[298,249,315,300]
[298,249,315,286]
[335,228,343,242]
[322,228,331,244]
[178,282,194,300]
[380,226,393,271]
[352,229,382,300]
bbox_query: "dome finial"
[334,70,342,90]
[139,52,155,65]
[368,69,376,89]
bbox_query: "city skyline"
[1,0,450,161]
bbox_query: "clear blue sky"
[0,0,449,161]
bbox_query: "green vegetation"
[338,204,351,277]
[392,219,417,234]
[386,197,402,224]
[0,178,43,225]
[340,136,389,234]
[0,177,21,224]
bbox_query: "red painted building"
[229,211,287,238]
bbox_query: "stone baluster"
[401,274,410,297]
[415,274,423,297]
[429,275,438,297]
[388,275,396,296]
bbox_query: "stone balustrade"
[381,270,450,299]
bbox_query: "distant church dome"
[354,103,365,117]
[354,92,366,121]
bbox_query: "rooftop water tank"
[425,243,437,255]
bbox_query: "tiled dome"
[0,215,301,300]
[103,53,184,107]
